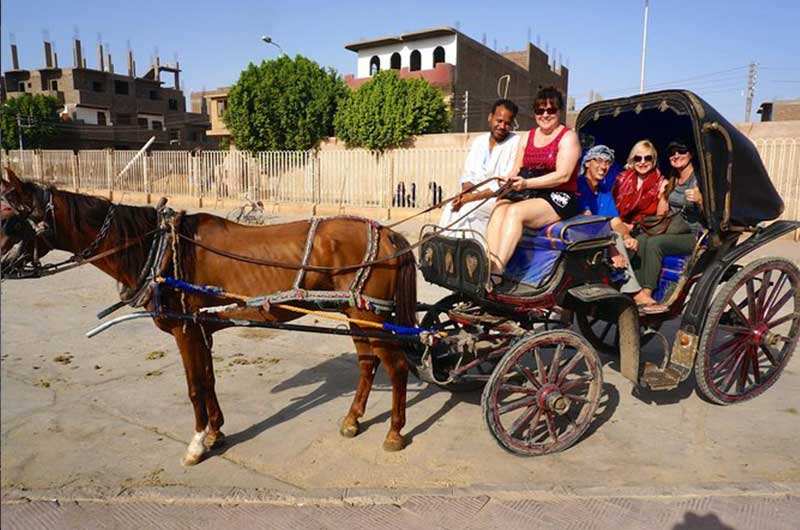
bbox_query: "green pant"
[631,232,696,290]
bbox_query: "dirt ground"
[2,216,799,501]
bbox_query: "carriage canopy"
[575,90,784,234]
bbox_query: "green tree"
[334,70,450,151]
[1,94,60,149]
[224,55,346,151]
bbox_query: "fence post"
[143,152,151,203]
[105,149,114,200]
[34,150,43,184]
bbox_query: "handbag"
[639,210,692,236]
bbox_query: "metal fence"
[2,140,798,218]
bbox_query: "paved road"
[2,215,799,528]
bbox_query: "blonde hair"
[625,139,658,170]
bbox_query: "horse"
[0,168,417,465]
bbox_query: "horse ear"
[4,167,24,194]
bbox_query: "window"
[151,121,163,131]
[92,81,104,92]
[409,50,421,71]
[97,112,107,126]
[369,56,380,76]
[18,82,26,92]
[50,79,59,91]
[433,46,445,66]
[149,90,159,100]
[137,117,149,128]
[114,80,129,95]
[168,98,179,111]
[216,99,227,118]
[390,52,401,70]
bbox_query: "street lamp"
[261,36,286,57]
[639,0,649,94]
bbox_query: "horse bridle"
[1,183,117,279]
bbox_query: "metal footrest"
[641,361,685,391]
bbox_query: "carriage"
[2,90,798,463]
[406,90,800,455]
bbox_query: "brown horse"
[1,169,416,465]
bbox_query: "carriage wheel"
[695,257,800,405]
[420,294,499,392]
[576,312,660,355]
[481,330,603,456]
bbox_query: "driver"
[438,98,520,239]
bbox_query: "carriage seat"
[505,215,613,287]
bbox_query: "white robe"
[438,132,520,240]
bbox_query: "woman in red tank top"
[486,87,582,283]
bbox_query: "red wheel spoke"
[509,402,540,436]
[548,342,565,383]
[717,324,752,335]
[738,347,752,389]
[711,337,747,368]
[499,395,537,417]
[757,269,772,316]
[557,352,585,386]
[516,364,542,390]
[727,297,751,326]
[544,411,559,444]
[767,312,800,329]
[720,346,747,392]
[534,348,547,384]
[765,289,795,323]
[711,334,748,358]
[763,272,789,319]
[759,343,780,366]
[750,347,762,384]
[559,377,589,394]
[746,279,758,322]
[499,384,536,394]
[524,408,544,443]
[712,341,747,373]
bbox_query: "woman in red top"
[612,139,664,228]
[486,87,582,280]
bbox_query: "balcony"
[345,62,454,91]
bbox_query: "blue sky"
[4,0,799,123]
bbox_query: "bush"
[334,71,450,151]
[224,55,346,151]
[1,94,60,150]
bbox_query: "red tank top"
[521,126,578,192]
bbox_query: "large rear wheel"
[482,330,603,456]
[695,257,800,405]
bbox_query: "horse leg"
[371,339,408,452]
[341,331,380,438]
[197,329,226,450]
[173,324,213,466]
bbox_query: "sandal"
[488,272,506,293]
[639,303,669,315]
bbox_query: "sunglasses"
[633,155,654,163]
[669,148,690,157]
[534,107,559,116]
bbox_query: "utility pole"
[745,61,758,123]
[463,91,469,133]
[17,114,25,150]
[639,0,649,94]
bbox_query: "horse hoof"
[382,434,405,452]
[340,419,359,438]
[204,431,226,449]
[181,451,204,467]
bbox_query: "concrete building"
[757,98,800,122]
[190,86,232,143]
[343,27,569,132]
[3,39,215,150]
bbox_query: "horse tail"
[387,229,417,327]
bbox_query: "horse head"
[1,168,55,278]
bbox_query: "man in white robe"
[439,99,520,241]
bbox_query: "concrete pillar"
[73,39,83,68]
[44,42,53,68]
[98,44,104,72]
[11,44,20,70]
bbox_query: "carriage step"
[641,362,683,391]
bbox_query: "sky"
[3,0,799,124]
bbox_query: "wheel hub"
[537,384,570,415]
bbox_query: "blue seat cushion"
[505,215,612,287]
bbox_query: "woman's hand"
[611,253,628,269]
[623,236,639,252]
[685,186,702,204]
[508,175,527,191]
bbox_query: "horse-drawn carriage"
[407,90,800,455]
[2,90,798,462]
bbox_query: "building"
[757,99,800,122]
[343,27,569,132]
[3,38,215,150]
[190,86,232,143]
